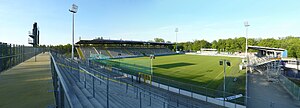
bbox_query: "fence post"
[298,87,300,100]
[136,87,138,99]
[93,74,95,98]
[58,81,64,108]
[99,75,102,85]
[78,64,80,82]
[205,87,208,102]
[106,73,109,108]
[9,44,12,68]
[126,83,128,93]
[0,43,2,72]
[84,71,86,88]
[149,92,151,106]
[139,92,142,108]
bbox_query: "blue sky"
[1,0,300,45]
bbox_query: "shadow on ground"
[154,62,195,69]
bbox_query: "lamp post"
[175,28,178,52]
[69,4,78,59]
[244,21,250,61]
[219,60,231,106]
[244,21,250,106]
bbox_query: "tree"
[211,40,218,49]
[183,41,193,51]
[50,44,76,57]
[199,39,212,48]
[217,39,226,52]
[154,38,165,42]
[192,40,201,51]
[257,38,278,47]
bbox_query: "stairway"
[76,47,85,60]
[104,48,113,58]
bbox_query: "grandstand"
[76,38,175,59]
[73,38,249,107]
[247,46,287,67]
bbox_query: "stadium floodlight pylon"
[175,28,178,52]
[69,4,78,60]
[244,21,250,106]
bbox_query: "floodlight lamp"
[244,21,250,27]
[175,28,178,32]
[219,60,223,65]
[69,4,78,13]
[226,61,231,66]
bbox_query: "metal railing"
[279,74,300,100]
[90,58,246,106]
[0,42,45,73]
[50,51,225,108]
[251,65,300,108]
[50,52,77,108]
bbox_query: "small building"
[197,48,217,55]
[248,46,287,58]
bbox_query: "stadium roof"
[248,46,286,51]
[76,39,174,45]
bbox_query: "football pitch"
[96,54,246,98]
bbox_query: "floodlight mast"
[69,4,78,60]
[219,59,230,106]
[175,28,178,52]
[244,21,250,60]
[244,21,250,106]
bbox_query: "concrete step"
[65,66,105,108]
[82,75,140,108]
[57,66,83,108]
[60,66,94,108]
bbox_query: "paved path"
[247,72,300,108]
[0,53,55,108]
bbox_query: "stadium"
[74,38,247,105]
[2,36,300,108]
[1,1,300,108]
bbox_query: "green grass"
[96,54,246,101]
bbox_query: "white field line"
[206,66,232,87]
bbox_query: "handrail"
[50,52,76,108]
